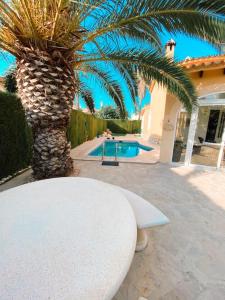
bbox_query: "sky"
[0,33,220,116]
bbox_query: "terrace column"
[184,106,199,165]
[160,97,181,163]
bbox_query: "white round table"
[0,177,137,300]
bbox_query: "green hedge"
[67,110,107,148]
[67,114,141,147]
[107,119,141,134]
[0,92,32,180]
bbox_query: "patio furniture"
[193,136,204,155]
[193,144,202,155]
[111,185,170,252]
[0,177,137,300]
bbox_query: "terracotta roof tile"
[179,54,225,70]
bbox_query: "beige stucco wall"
[142,106,152,140]
[160,95,181,163]
[145,83,167,143]
[142,42,175,143]
[191,69,225,97]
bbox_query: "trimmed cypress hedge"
[107,119,141,134]
[0,92,32,180]
[67,110,107,148]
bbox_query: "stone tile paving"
[75,161,225,300]
[1,161,225,299]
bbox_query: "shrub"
[0,92,32,180]
[96,106,122,119]
[107,119,141,134]
[4,68,17,94]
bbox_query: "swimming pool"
[89,140,153,158]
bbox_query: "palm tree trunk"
[16,50,76,179]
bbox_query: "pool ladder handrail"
[115,142,118,162]
[102,141,105,161]
[101,140,118,162]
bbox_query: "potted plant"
[172,140,184,162]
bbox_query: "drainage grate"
[102,161,119,166]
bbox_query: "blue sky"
[0,33,219,116]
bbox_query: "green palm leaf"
[78,48,197,112]
[82,64,127,118]
[78,79,95,113]
[78,0,225,49]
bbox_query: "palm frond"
[82,64,127,118]
[78,79,95,113]
[112,62,139,109]
[78,48,197,112]
[78,0,225,49]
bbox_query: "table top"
[0,177,137,300]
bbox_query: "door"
[205,110,220,142]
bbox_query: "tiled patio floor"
[1,161,225,299]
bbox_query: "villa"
[142,40,225,170]
[1,1,225,299]
[1,41,225,300]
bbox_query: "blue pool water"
[89,140,153,158]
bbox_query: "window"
[218,112,225,139]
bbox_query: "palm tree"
[0,0,225,179]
